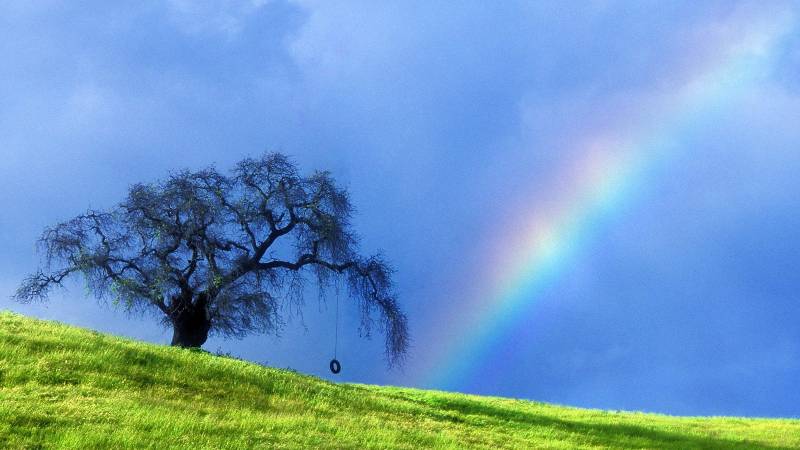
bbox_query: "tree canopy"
[15,153,408,366]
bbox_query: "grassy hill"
[1,311,799,449]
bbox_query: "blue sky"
[2,1,800,417]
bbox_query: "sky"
[2,1,800,418]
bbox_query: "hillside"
[0,311,798,449]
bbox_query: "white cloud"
[287,2,412,83]
[166,0,271,38]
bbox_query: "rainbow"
[419,10,796,389]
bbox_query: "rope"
[334,286,340,359]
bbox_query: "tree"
[14,153,408,366]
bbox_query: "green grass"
[1,311,798,449]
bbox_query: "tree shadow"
[394,393,794,450]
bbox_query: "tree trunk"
[169,294,211,348]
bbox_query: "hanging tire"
[329,358,341,374]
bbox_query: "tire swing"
[329,287,342,375]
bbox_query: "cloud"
[166,0,272,38]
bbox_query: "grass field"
[1,311,799,449]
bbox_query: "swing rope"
[334,287,339,359]
[328,285,342,374]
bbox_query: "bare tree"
[14,153,408,366]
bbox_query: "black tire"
[329,359,341,374]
